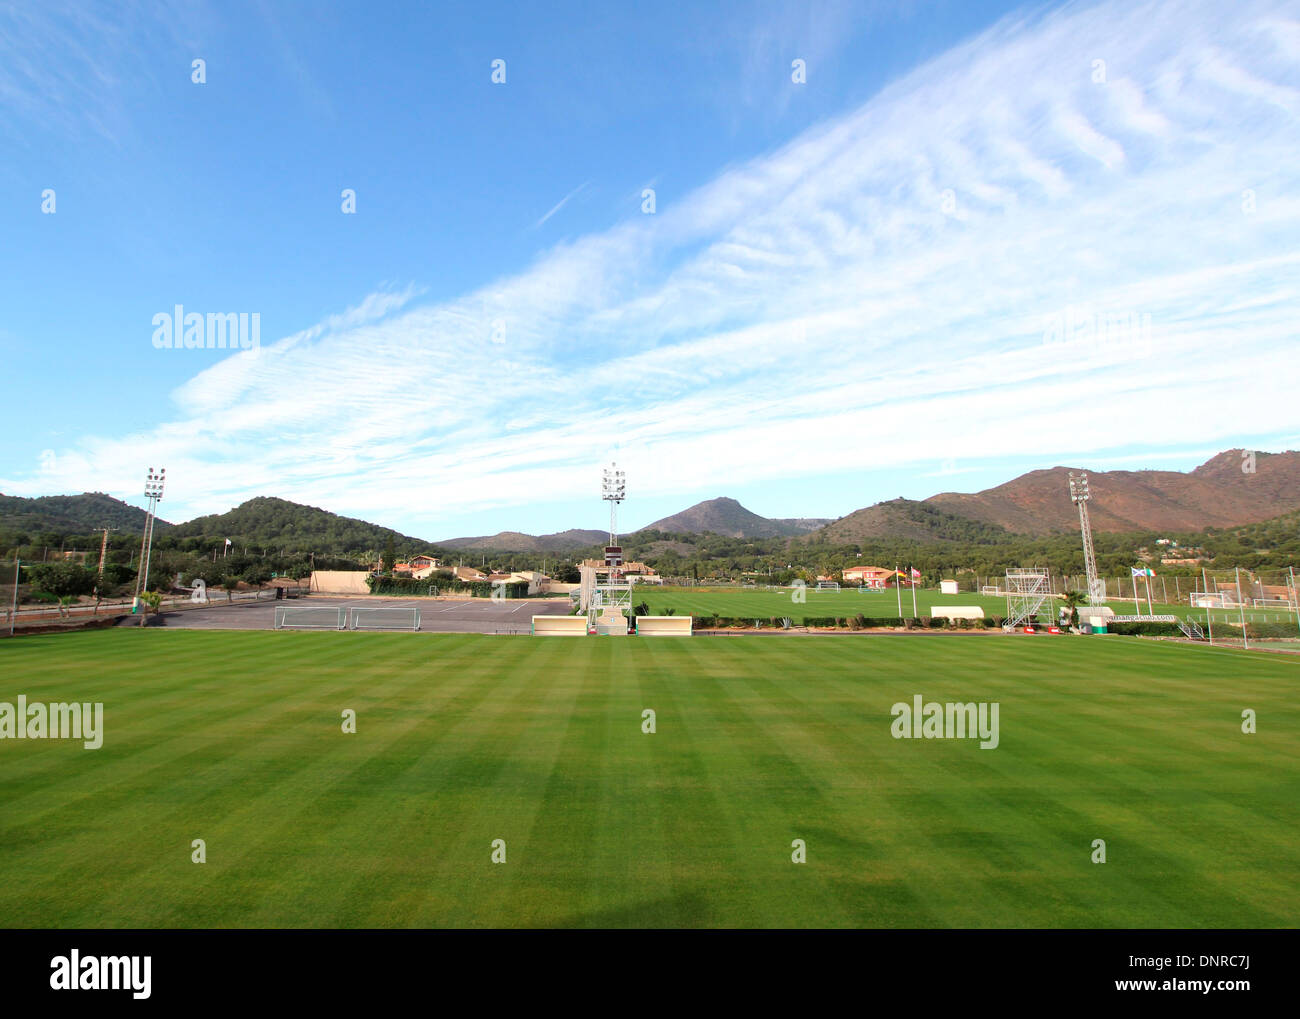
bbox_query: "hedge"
[1104,620,1300,639]
[1246,621,1300,639]
[684,614,1009,631]
[366,576,529,598]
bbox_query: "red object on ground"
[1023,626,1036,633]
[1048,626,1062,634]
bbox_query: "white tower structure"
[602,462,625,550]
[133,466,166,621]
[1069,472,1104,604]
[586,462,631,633]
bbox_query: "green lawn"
[1,629,1297,928]
[638,584,1299,626]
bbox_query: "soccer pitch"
[639,585,1298,626]
[1,630,1297,928]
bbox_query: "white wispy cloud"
[6,0,1299,536]
[0,0,209,147]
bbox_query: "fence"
[959,570,1298,609]
[1,586,280,630]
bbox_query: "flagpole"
[1133,571,1140,613]
[1145,573,1153,616]
[895,563,902,618]
[1202,566,1214,645]
[9,558,18,636]
[1290,566,1299,635]
[1236,566,1249,649]
[910,566,918,618]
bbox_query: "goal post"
[349,606,421,631]
[274,605,347,630]
[816,581,840,591]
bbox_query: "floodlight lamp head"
[601,463,625,503]
[144,466,166,501]
[1068,472,1090,504]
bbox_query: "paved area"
[152,596,572,634]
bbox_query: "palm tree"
[1060,589,1085,628]
[139,590,163,627]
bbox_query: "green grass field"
[639,584,1299,627]
[1,629,1297,928]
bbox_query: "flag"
[224,538,233,548]
[910,567,922,581]
[1131,566,1154,577]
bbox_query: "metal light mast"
[593,462,631,633]
[133,467,166,619]
[601,462,625,548]
[1069,472,1103,604]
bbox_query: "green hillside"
[166,497,433,557]
[0,492,159,535]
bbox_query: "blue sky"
[2,0,1298,540]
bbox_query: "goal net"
[350,606,421,631]
[816,581,840,591]
[1190,592,1240,609]
[274,605,347,630]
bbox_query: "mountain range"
[925,449,1300,535]
[436,529,610,553]
[641,497,829,539]
[4,449,1298,553]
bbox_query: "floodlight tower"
[1069,471,1103,604]
[133,467,166,616]
[601,462,626,550]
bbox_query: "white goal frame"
[350,606,421,631]
[1190,591,1242,609]
[816,581,841,591]
[274,605,347,630]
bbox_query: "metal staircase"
[1178,618,1206,641]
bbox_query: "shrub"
[1244,621,1300,639]
[366,575,528,599]
[27,562,97,599]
